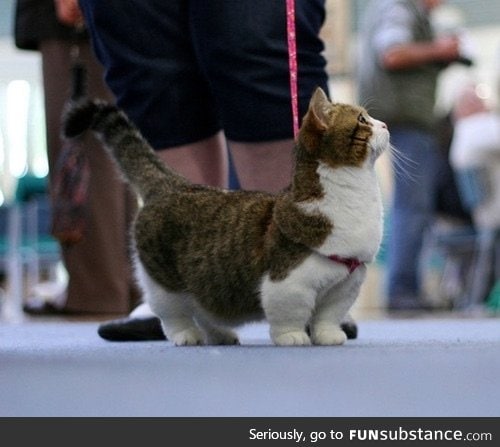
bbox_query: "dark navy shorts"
[80,0,328,149]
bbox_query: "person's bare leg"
[157,132,229,188]
[228,139,294,193]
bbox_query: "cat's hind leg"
[135,262,204,346]
[193,308,240,346]
[310,265,366,346]
[153,292,205,346]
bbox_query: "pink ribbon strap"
[286,0,299,139]
[328,255,364,274]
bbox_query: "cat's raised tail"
[63,99,190,200]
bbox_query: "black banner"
[0,418,498,446]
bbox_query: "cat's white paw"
[206,329,240,346]
[273,331,312,346]
[170,328,205,346]
[312,327,347,346]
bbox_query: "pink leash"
[286,0,299,139]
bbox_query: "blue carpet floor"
[1,318,499,416]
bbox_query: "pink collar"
[328,255,364,274]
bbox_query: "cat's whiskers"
[387,142,418,183]
[361,97,377,112]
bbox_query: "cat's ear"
[308,87,331,132]
[299,87,331,152]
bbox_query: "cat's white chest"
[299,163,383,262]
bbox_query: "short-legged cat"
[64,88,389,346]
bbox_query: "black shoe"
[341,320,358,340]
[98,316,166,341]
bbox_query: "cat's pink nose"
[380,122,387,129]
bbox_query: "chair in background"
[428,167,497,312]
[0,175,62,322]
[427,222,483,310]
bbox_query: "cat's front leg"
[272,330,312,346]
[312,323,347,346]
[261,276,315,346]
[310,265,366,346]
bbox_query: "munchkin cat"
[63,87,389,346]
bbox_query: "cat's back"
[135,188,275,270]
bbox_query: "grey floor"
[1,317,499,417]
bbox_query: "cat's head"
[298,87,389,167]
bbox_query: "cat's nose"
[380,121,387,129]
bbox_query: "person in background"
[356,0,466,312]
[14,0,140,315]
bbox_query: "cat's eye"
[358,114,369,125]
